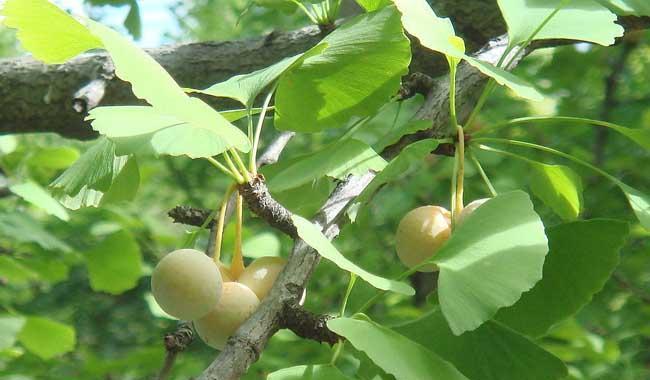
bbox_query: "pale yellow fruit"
[237,256,286,300]
[457,198,490,226]
[194,282,260,350]
[395,206,451,272]
[151,249,223,320]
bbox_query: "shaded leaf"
[28,147,80,170]
[49,138,118,196]
[269,139,387,192]
[18,316,76,359]
[496,220,629,337]
[529,162,583,221]
[394,309,567,380]
[0,256,39,285]
[275,6,411,132]
[194,54,302,107]
[351,139,439,221]
[292,216,414,295]
[0,213,71,252]
[497,0,623,46]
[432,191,548,334]
[328,317,469,380]
[10,181,70,221]
[619,184,650,230]
[85,231,142,294]
[268,364,354,380]
[1,0,102,63]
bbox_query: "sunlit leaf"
[395,309,567,380]
[0,316,25,350]
[597,0,650,15]
[497,0,623,46]
[18,316,76,359]
[268,364,354,380]
[393,0,542,101]
[292,216,414,295]
[356,0,392,12]
[275,6,411,132]
[328,317,469,380]
[1,0,102,63]
[392,0,465,58]
[85,231,142,295]
[464,57,544,101]
[85,21,250,157]
[10,181,70,221]
[497,220,629,337]
[432,191,548,335]
[619,184,650,230]
[529,162,583,221]
[269,139,387,192]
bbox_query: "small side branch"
[280,304,340,346]
[238,176,297,238]
[158,322,194,380]
[168,206,214,228]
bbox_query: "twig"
[157,322,194,380]
[280,304,340,345]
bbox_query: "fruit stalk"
[231,192,246,278]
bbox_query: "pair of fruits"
[395,198,488,271]
[151,249,286,349]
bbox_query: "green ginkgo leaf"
[275,6,411,132]
[433,191,548,335]
[529,162,583,221]
[86,21,250,157]
[328,317,469,380]
[268,139,387,192]
[497,220,629,337]
[10,181,70,221]
[18,316,76,360]
[1,0,102,63]
[85,231,142,295]
[497,0,624,47]
[268,365,353,380]
[394,309,567,380]
[393,0,543,101]
[292,216,414,295]
[192,54,302,107]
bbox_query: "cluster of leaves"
[0,0,649,379]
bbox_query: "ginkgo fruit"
[237,256,286,300]
[151,249,223,320]
[457,198,490,225]
[395,206,451,272]
[194,282,260,350]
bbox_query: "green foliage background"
[0,1,649,379]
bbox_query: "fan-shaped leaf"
[497,220,629,337]
[432,191,548,335]
[292,216,414,295]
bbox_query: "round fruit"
[237,256,286,300]
[194,282,260,350]
[395,206,451,272]
[151,249,223,321]
[457,198,490,226]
